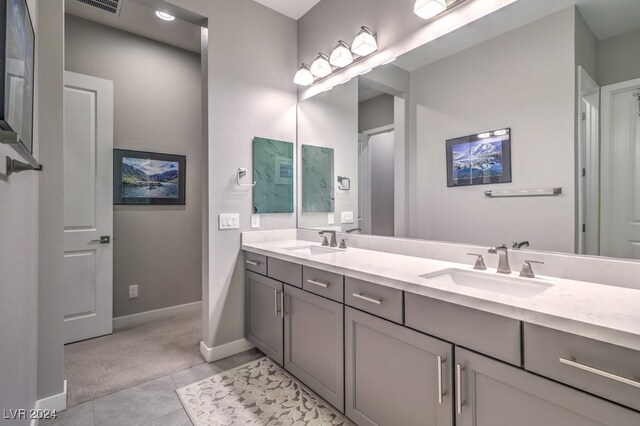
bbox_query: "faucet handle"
[321,236,329,246]
[520,260,544,278]
[339,238,348,249]
[467,253,487,271]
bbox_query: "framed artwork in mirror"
[113,149,186,205]
[446,128,512,187]
[1,0,36,155]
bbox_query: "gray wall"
[599,27,640,86]
[411,8,577,252]
[359,94,394,133]
[369,131,395,236]
[37,0,66,401]
[64,15,203,318]
[575,9,598,82]
[167,0,297,350]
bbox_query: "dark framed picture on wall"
[113,149,186,205]
[446,128,512,187]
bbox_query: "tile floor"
[42,349,264,426]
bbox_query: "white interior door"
[63,71,114,344]
[601,77,640,259]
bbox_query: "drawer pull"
[307,279,329,288]
[456,363,464,415]
[245,260,260,266]
[352,293,382,305]
[559,357,640,389]
[437,355,445,404]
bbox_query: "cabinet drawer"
[345,277,403,323]
[302,266,344,302]
[524,323,640,412]
[244,252,267,275]
[405,294,521,366]
[268,258,302,287]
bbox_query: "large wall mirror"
[297,2,640,261]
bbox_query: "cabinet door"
[246,271,283,366]
[455,347,640,426]
[284,285,344,412]
[345,307,453,426]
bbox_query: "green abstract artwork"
[302,144,334,213]
[252,137,294,213]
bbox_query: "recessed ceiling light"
[155,11,175,21]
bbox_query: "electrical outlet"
[341,211,354,224]
[251,214,260,229]
[219,213,240,230]
[328,213,335,225]
[129,285,139,299]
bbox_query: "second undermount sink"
[283,245,344,256]
[420,268,552,298]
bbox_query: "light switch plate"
[129,285,138,299]
[251,214,260,229]
[219,213,240,230]
[341,211,354,224]
[327,213,335,225]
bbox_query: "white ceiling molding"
[251,0,321,20]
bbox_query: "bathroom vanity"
[243,232,640,426]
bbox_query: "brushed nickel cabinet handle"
[352,293,382,305]
[456,363,464,415]
[437,355,445,404]
[245,260,260,266]
[307,279,329,288]
[274,289,279,317]
[559,357,640,389]
[280,291,285,319]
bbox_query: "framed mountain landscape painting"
[113,149,186,205]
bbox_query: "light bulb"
[329,41,354,68]
[310,53,332,78]
[155,11,176,21]
[414,0,447,20]
[294,64,314,86]
[351,26,378,57]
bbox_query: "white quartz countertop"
[242,239,640,352]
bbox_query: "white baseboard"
[31,380,67,425]
[199,338,254,362]
[113,301,202,330]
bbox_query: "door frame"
[600,76,640,257]
[576,66,600,255]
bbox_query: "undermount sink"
[283,245,344,256]
[420,268,552,298]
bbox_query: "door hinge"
[582,224,586,233]
[582,168,586,177]
[581,112,586,121]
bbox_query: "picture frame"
[446,128,512,187]
[0,0,36,156]
[113,149,186,205]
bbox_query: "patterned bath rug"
[176,357,353,426]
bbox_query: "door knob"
[89,236,111,244]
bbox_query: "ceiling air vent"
[75,0,123,15]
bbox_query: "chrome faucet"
[346,228,362,234]
[488,244,511,274]
[319,230,338,248]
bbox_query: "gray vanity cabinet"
[284,285,344,412]
[345,307,453,426]
[455,347,640,426]
[245,271,284,366]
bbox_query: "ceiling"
[576,0,640,41]
[65,0,201,53]
[252,0,321,20]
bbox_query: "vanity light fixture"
[294,63,315,86]
[414,0,447,20]
[351,26,378,56]
[477,132,491,139]
[494,129,508,136]
[329,41,354,68]
[310,53,332,78]
[155,11,176,21]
